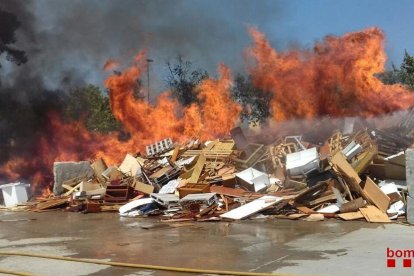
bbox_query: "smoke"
[0,0,283,91]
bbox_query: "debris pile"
[4,115,414,224]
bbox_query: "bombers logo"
[387,247,414,268]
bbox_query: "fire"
[1,27,413,194]
[0,52,240,194]
[246,27,414,120]
[105,51,241,144]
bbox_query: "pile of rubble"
[4,114,414,224]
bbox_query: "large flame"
[0,52,240,194]
[105,51,241,143]
[2,27,414,194]
[246,27,414,120]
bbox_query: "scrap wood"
[210,185,247,197]
[361,177,390,213]
[307,193,337,206]
[220,194,229,211]
[294,181,329,205]
[62,184,73,191]
[34,197,69,211]
[205,140,219,150]
[338,211,364,221]
[210,140,235,151]
[329,151,366,197]
[359,205,391,223]
[61,174,88,187]
[63,183,81,196]
[217,166,235,176]
[171,147,181,162]
[352,144,378,174]
[186,154,206,183]
[273,214,308,220]
[196,204,218,217]
[296,206,315,214]
[304,214,325,221]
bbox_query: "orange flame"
[2,27,412,194]
[246,27,414,120]
[1,52,240,194]
[105,51,241,144]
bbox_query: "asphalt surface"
[0,211,413,276]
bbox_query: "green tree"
[379,50,414,90]
[64,85,120,132]
[232,74,272,125]
[165,55,208,106]
[0,9,27,68]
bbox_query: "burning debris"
[3,111,414,225]
[2,26,414,225]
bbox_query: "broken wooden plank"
[361,177,391,213]
[359,205,391,223]
[35,197,69,211]
[186,154,206,183]
[119,154,141,177]
[338,211,364,221]
[62,184,73,191]
[329,151,365,197]
[132,179,154,195]
[91,158,107,182]
[63,183,81,196]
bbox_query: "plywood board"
[338,211,364,221]
[362,177,390,213]
[186,154,206,183]
[330,151,364,195]
[359,205,391,223]
[91,158,107,181]
[149,166,172,179]
[220,196,283,220]
[35,198,69,211]
[119,154,141,176]
[133,180,154,195]
[211,140,235,151]
[384,163,405,180]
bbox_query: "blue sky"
[277,1,414,66]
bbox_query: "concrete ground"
[0,211,413,276]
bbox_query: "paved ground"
[0,211,413,276]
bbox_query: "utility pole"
[146,59,154,104]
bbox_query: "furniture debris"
[8,117,414,225]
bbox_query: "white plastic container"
[0,182,30,207]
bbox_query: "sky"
[1,0,414,95]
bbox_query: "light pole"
[146,59,154,104]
